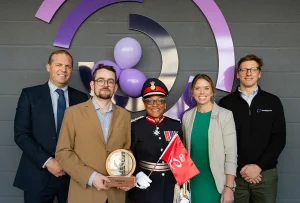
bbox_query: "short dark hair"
[237,54,264,70]
[190,74,216,95]
[48,50,73,66]
[92,64,116,81]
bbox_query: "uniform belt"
[139,160,170,171]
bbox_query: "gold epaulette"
[131,116,144,122]
[165,115,181,123]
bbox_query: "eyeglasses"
[94,78,115,87]
[143,98,167,105]
[238,67,260,74]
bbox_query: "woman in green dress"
[181,74,237,203]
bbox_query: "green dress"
[190,111,221,202]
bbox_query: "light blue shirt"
[43,81,69,168]
[92,98,113,143]
[239,86,258,106]
[88,98,113,186]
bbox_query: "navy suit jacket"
[13,83,89,191]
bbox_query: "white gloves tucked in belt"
[180,188,190,203]
[135,171,152,189]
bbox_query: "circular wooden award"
[105,149,136,188]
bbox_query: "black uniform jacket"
[128,115,183,203]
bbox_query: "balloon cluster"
[92,37,146,98]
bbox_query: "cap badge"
[150,81,156,90]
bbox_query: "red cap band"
[143,86,167,96]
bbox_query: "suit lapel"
[107,104,119,143]
[84,99,105,145]
[208,103,218,158]
[187,107,197,140]
[68,87,82,107]
[185,107,196,154]
[40,83,56,133]
[68,87,75,106]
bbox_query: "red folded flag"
[159,134,200,186]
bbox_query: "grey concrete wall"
[0,0,299,202]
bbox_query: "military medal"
[146,115,165,137]
[163,131,178,142]
[153,126,160,136]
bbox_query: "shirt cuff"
[88,171,98,186]
[42,157,53,168]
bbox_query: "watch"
[224,184,235,192]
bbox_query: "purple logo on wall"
[35,0,235,118]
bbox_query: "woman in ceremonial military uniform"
[128,78,183,203]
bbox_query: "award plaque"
[105,149,136,188]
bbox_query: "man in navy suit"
[13,50,89,203]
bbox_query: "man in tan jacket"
[56,64,131,203]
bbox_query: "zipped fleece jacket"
[219,86,286,171]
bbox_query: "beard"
[94,88,113,99]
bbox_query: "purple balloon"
[119,69,146,98]
[114,37,142,69]
[91,60,121,80]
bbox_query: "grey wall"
[0,0,299,202]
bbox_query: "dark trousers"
[24,176,69,203]
[234,168,278,203]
